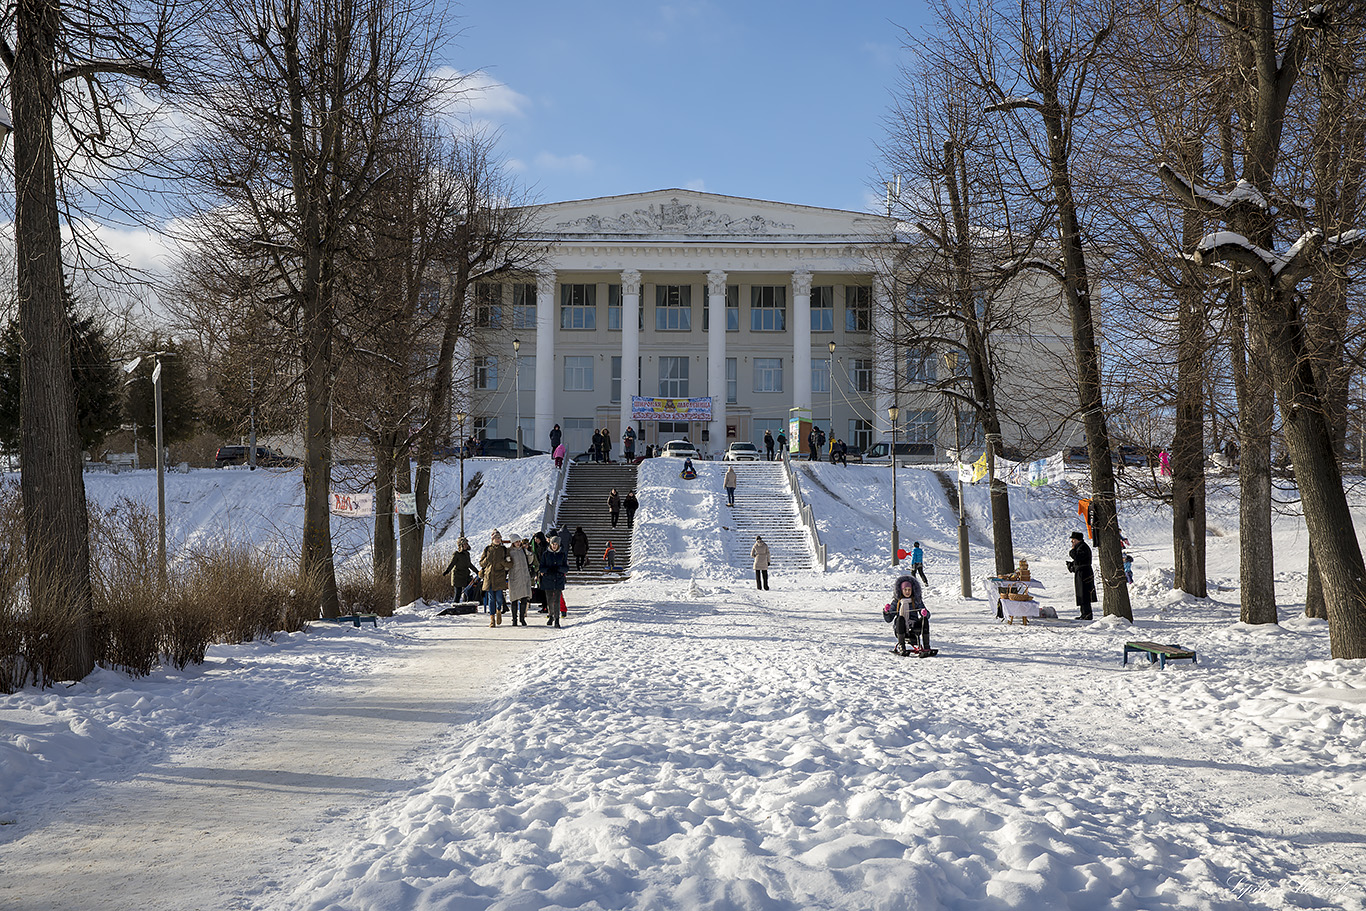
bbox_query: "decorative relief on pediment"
[553,197,797,234]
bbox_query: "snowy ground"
[2,460,1365,910]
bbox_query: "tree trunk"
[1231,285,1278,625]
[300,303,338,617]
[1171,152,1207,598]
[1039,86,1131,621]
[372,431,396,608]
[13,0,94,679]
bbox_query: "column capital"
[621,269,641,295]
[706,269,728,296]
[791,269,813,296]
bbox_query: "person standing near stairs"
[752,535,771,590]
[764,430,775,461]
[571,526,590,570]
[624,491,639,527]
[623,425,636,461]
[539,537,568,628]
[724,466,737,507]
[608,488,621,527]
[506,536,534,626]
[480,530,513,626]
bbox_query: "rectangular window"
[849,419,873,452]
[657,421,690,438]
[754,357,783,393]
[418,280,442,317]
[655,285,692,331]
[906,347,937,382]
[848,358,873,393]
[474,355,498,390]
[515,355,535,392]
[812,358,830,394]
[726,357,737,404]
[560,284,597,330]
[475,283,503,329]
[607,284,622,330]
[658,356,689,397]
[845,285,871,332]
[473,417,496,439]
[511,283,536,329]
[955,408,985,451]
[905,285,936,319]
[611,356,621,403]
[811,286,834,332]
[750,286,787,332]
[563,355,594,391]
[906,409,937,454]
[727,285,739,331]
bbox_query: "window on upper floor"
[655,285,692,331]
[811,286,834,332]
[560,284,597,330]
[475,283,503,329]
[511,283,536,329]
[845,285,871,332]
[751,286,787,332]
[658,356,689,397]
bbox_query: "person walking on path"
[442,537,474,600]
[724,466,737,507]
[531,531,549,612]
[506,536,534,626]
[549,423,562,454]
[623,426,636,461]
[764,430,775,461]
[608,488,621,527]
[910,541,928,584]
[553,443,566,468]
[539,537,568,627]
[751,535,771,590]
[624,491,639,527]
[570,526,590,570]
[1067,530,1097,621]
[480,530,513,626]
[603,541,617,572]
[777,432,787,460]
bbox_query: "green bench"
[315,613,379,628]
[1123,641,1197,669]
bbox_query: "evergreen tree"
[0,288,123,453]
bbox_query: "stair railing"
[542,458,571,534]
[781,460,827,571]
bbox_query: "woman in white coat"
[751,535,771,590]
[506,537,535,626]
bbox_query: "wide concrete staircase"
[726,461,815,574]
[553,461,639,584]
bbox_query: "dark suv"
[471,438,544,458]
[214,445,301,468]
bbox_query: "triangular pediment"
[530,189,888,239]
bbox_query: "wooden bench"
[315,613,379,628]
[1123,641,1197,669]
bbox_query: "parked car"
[473,438,545,459]
[659,439,701,459]
[214,445,301,468]
[722,441,762,461]
[861,441,934,463]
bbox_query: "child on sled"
[884,574,935,657]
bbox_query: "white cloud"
[533,152,594,174]
[685,178,707,192]
[429,66,531,121]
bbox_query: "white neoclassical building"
[460,189,1078,460]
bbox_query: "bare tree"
[182,0,443,616]
[0,0,187,678]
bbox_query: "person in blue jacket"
[910,541,928,584]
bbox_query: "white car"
[722,442,762,461]
[659,439,701,459]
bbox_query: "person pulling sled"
[884,574,936,657]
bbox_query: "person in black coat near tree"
[1067,530,1097,620]
[570,526,590,570]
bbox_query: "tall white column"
[873,278,895,436]
[620,269,641,444]
[534,271,556,452]
[792,269,813,415]
[706,270,727,456]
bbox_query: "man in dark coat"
[623,491,639,527]
[590,428,603,462]
[776,432,787,458]
[550,423,562,453]
[764,430,775,461]
[540,537,569,628]
[607,488,621,527]
[1067,530,1097,620]
[570,526,590,570]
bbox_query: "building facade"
[461,189,1077,460]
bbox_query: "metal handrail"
[542,458,570,533]
[782,459,827,571]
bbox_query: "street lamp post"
[124,354,167,584]
[456,411,467,538]
[828,341,836,456]
[889,404,900,566]
[513,338,522,458]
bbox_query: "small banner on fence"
[631,395,713,422]
[396,492,417,515]
[330,492,374,517]
[958,452,1066,488]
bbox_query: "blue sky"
[449,1,932,213]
